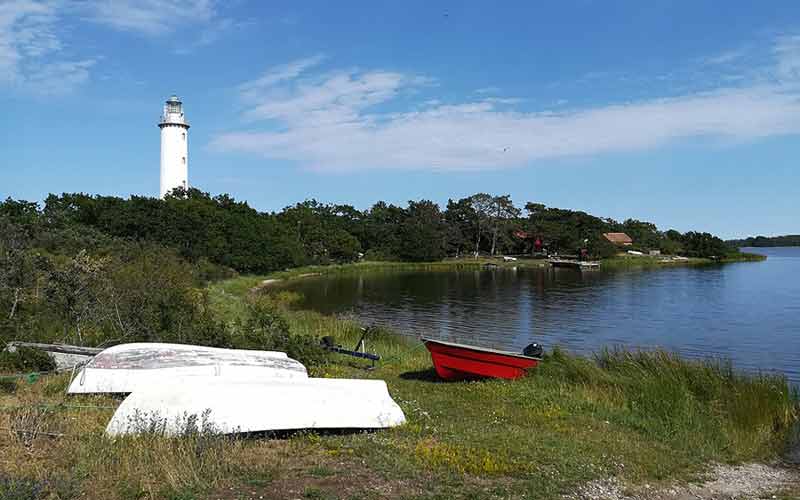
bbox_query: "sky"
[1,1,800,239]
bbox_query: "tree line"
[25,188,736,267]
[726,235,800,248]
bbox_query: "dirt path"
[567,463,800,500]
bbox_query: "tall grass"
[600,252,766,270]
[599,255,709,270]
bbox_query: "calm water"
[283,247,800,383]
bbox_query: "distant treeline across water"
[727,235,800,247]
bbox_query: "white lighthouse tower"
[158,95,190,198]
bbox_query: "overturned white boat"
[68,343,307,394]
[106,378,406,436]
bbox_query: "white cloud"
[0,0,58,83]
[25,58,96,95]
[240,67,420,126]
[773,35,800,81]
[0,0,228,95]
[75,0,216,36]
[211,51,800,172]
[172,17,248,55]
[700,48,747,66]
[239,55,326,95]
[0,0,94,94]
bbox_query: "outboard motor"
[523,342,544,358]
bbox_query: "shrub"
[0,346,57,372]
[0,476,47,500]
[588,235,618,259]
[186,311,232,348]
[0,377,16,393]
[233,298,327,366]
[192,257,237,284]
[363,249,396,261]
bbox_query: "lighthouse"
[158,95,190,198]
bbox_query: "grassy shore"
[599,251,766,270]
[1,272,796,500]
[718,251,769,263]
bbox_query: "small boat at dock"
[422,338,542,381]
[548,258,600,270]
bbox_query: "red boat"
[422,338,543,381]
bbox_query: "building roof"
[603,232,633,244]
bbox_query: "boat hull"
[548,259,600,269]
[106,378,406,436]
[423,339,540,381]
[68,343,307,394]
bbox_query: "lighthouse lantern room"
[159,95,190,198]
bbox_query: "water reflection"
[281,248,800,383]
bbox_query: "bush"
[185,311,232,348]
[588,235,618,259]
[682,231,729,258]
[233,298,327,366]
[362,249,397,261]
[192,257,237,284]
[0,377,16,393]
[0,475,48,500]
[0,346,57,372]
[659,237,683,255]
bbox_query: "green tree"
[588,235,618,259]
[660,230,684,255]
[488,195,521,256]
[524,202,611,254]
[468,193,494,257]
[399,200,447,262]
[682,232,729,258]
[45,250,107,345]
[443,198,474,258]
[622,219,660,250]
[362,201,405,260]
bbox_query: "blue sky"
[2,1,800,239]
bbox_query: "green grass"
[600,252,766,270]
[600,255,710,270]
[287,313,796,497]
[718,251,768,263]
[1,266,795,500]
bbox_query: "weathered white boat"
[105,378,406,436]
[68,343,307,394]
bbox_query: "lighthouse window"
[182,157,186,164]
[182,132,186,141]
